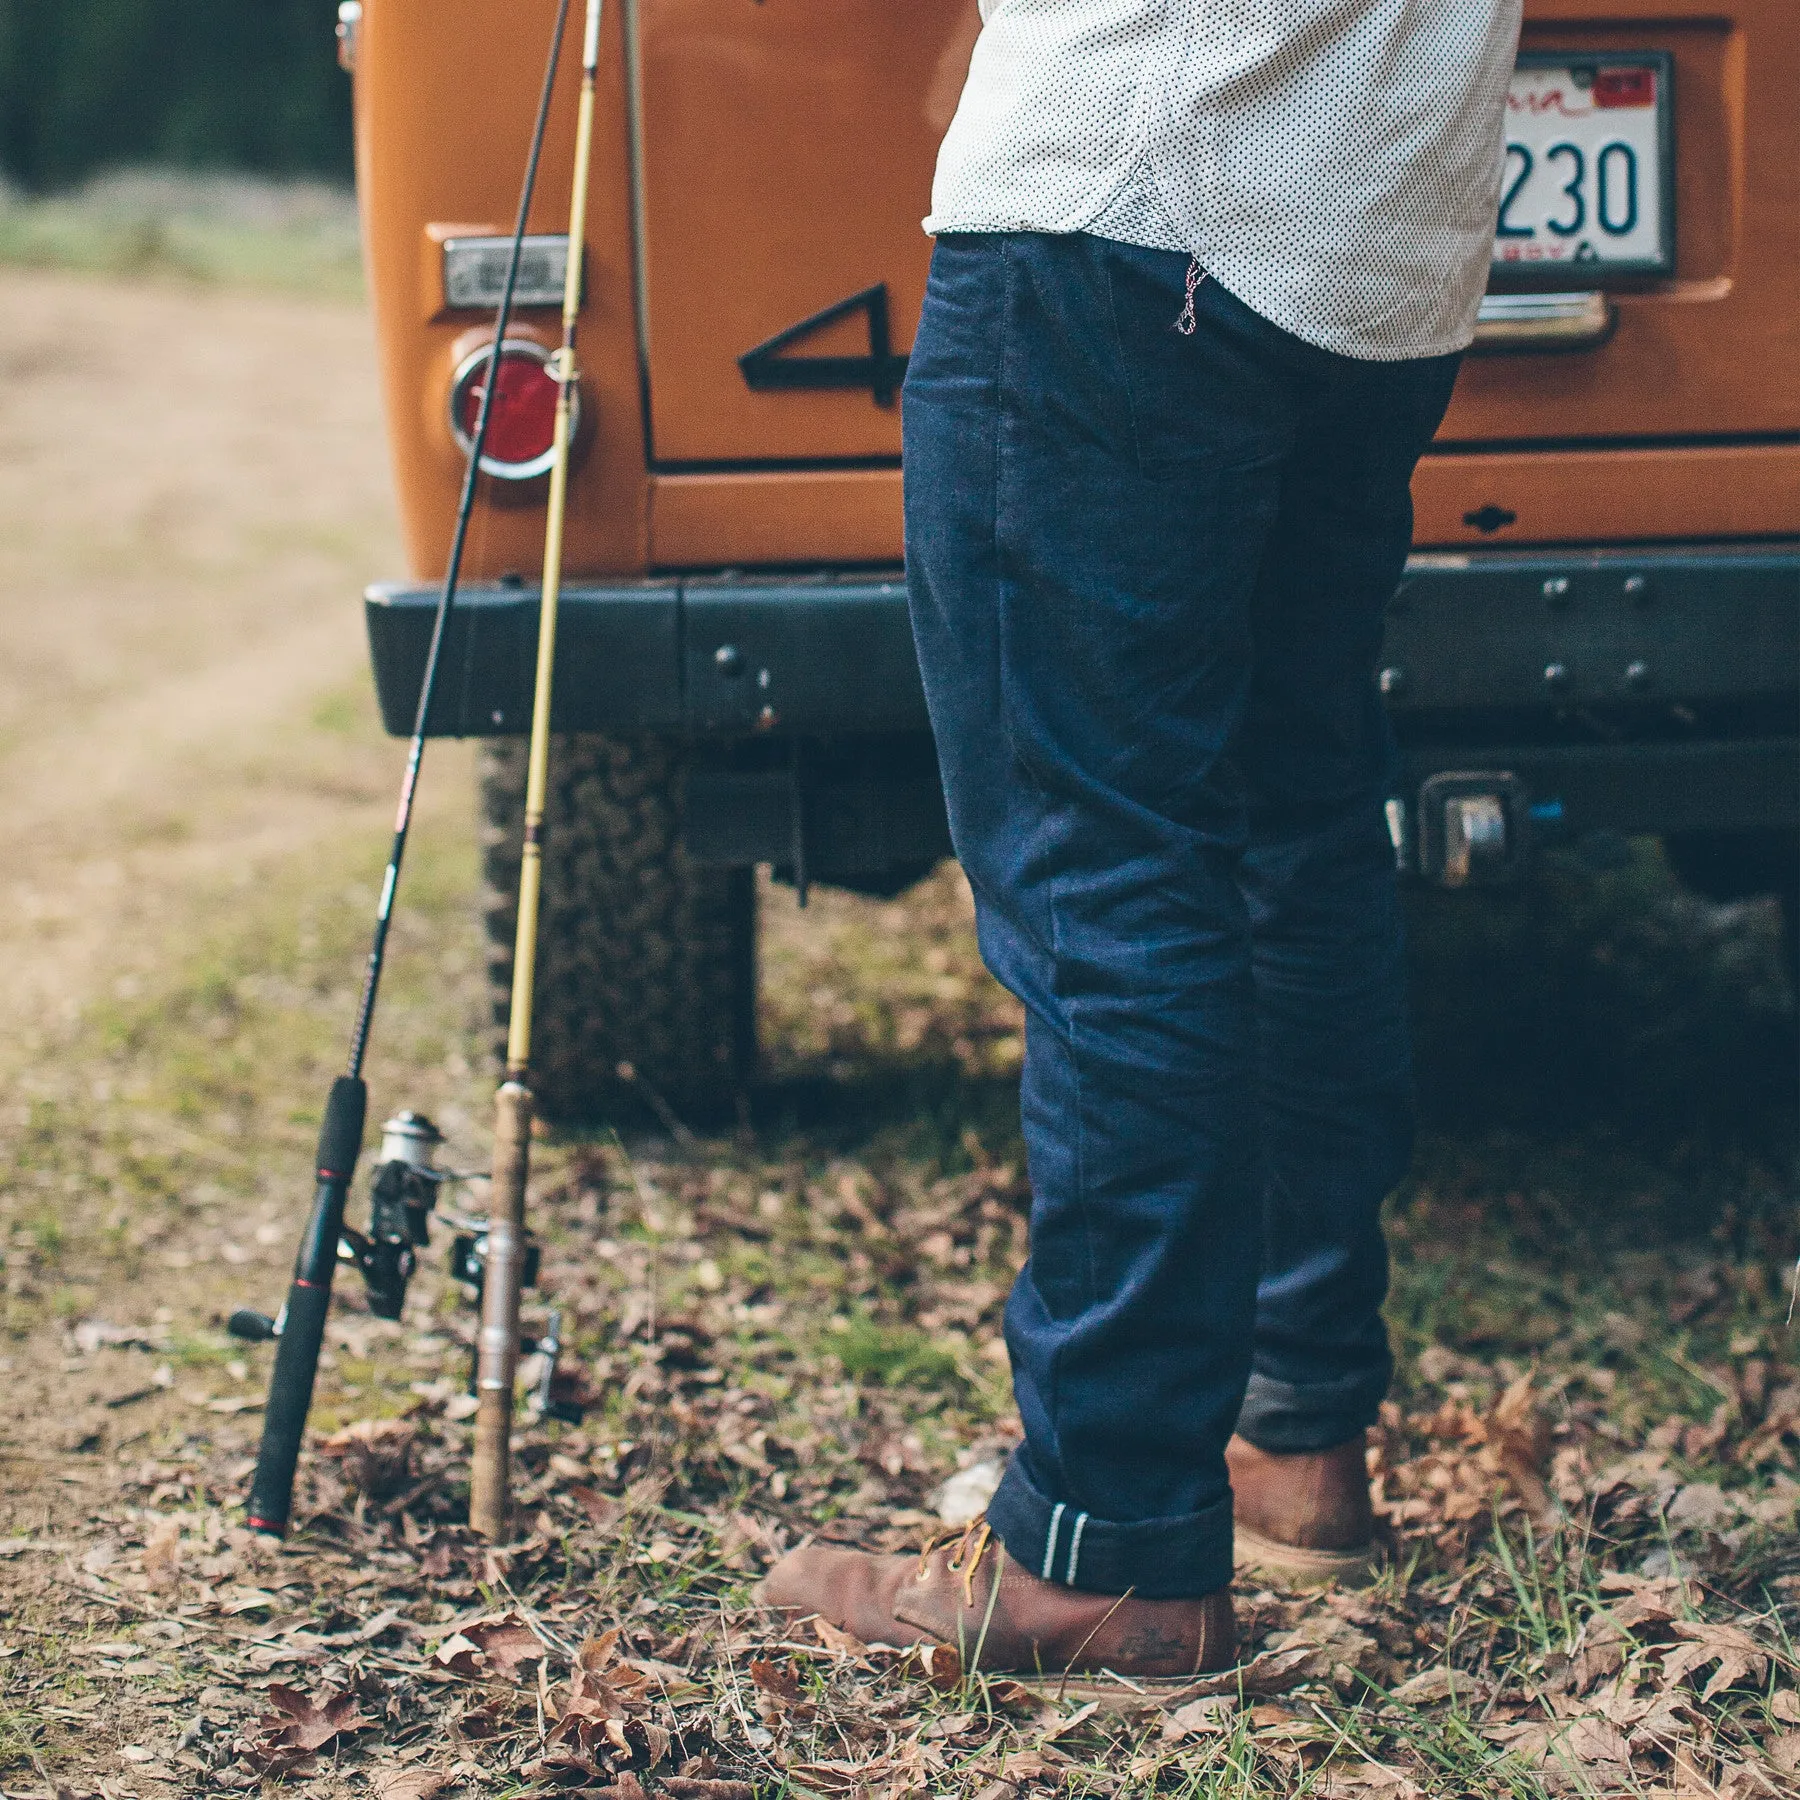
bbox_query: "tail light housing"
[448,339,578,481]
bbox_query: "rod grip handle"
[470,1080,534,1540]
[316,1075,367,1179]
[244,1234,336,1536]
[246,1075,367,1536]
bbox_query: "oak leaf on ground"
[252,1684,368,1766]
[370,1767,452,1800]
[1662,1620,1772,1701]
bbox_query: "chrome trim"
[335,1,362,73]
[1472,290,1616,354]
[447,338,581,481]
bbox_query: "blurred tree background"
[0,0,351,191]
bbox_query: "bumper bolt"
[1623,574,1650,604]
[1624,660,1651,692]
[1378,666,1407,697]
[1544,662,1570,693]
[1543,577,1571,608]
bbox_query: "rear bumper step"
[365,544,1799,870]
[365,572,922,738]
[1378,543,1799,715]
[367,544,1798,739]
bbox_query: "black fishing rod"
[233,0,577,1537]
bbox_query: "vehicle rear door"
[630,0,974,468]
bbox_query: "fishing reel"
[339,1111,460,1318]
[332,1109,544,1324]
[230,1109,461,1339]
[445,1214,581,1424]
[228,1109,580,1421]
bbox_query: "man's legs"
[765,230,1464,1642]
[1236,351,1461,1456]
[904,235,1302,1598]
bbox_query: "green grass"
[0,170,363,300]
[829,1318,967,1391]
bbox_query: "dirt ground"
[0,261,459,1787]
[3,257,1800,1800]
[0,265,421,1051]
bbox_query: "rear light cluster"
[448,339,578,480]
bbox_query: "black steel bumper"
[365,543,1799,874]
[365,572,926,739]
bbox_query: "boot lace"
[916,1514,995,1609]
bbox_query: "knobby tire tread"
[479,734,756,1124]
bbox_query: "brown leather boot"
[1226,1431,1381,1588]
[756,1518,1234,1690]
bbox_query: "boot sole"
[1234,1523,1382,1589]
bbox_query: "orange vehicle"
[340,0,1799,1120]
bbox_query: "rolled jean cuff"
[1235,1364,1389,1455]
[985,1452,1233,1600]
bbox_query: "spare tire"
[479,735,756,1125]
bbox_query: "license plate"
[1492,53,1674,280]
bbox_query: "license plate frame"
[1490,51,1676,288]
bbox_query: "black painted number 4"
[739,284,911,408]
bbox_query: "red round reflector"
[447,339,579,480]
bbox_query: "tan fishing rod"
[470,0,604,1541]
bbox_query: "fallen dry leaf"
[253,1685,369,1766]
[567,1484,624,1530]
[1664,1620,1772,1701]
[809,1615,868,1657]
[1389,1665,1484,1708]
[1483,1718,1566,1769]
[1569,1616,1627,1694]
[1599,1573,1691,1634]
[903,1641,963,1690]
[432,1631,484,1677]
[142,1517,182,1589]
[1626,1690,1700,1752]
[371,1767,452,1800]
[1563,1715,1633,1768]
[1150,1641,1321,1703]
[749,1656,804,1703]
[461,1612,548,1680]
[1323,1763,1426,1799]
[1487,1376,1557,1525]
[1714,1762,1789,1800]
[997,1752,1060,1782]
[1161,1694,1236,1742]
[319,1418,418,1499]
[1038,1699,1099,1743]
[587,1777,649,1800]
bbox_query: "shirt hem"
[922,217,1479,362]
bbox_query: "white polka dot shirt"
[924,0,1524,361]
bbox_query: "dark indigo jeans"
[903,233,1461,1599]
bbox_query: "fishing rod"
[230,0,579,1538]
[469,0,604,1542]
